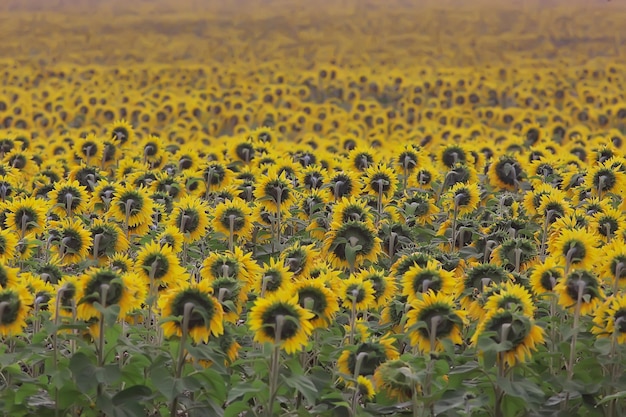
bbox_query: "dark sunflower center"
[235,143,255,162]
[57,187,83,209]
[615,311,626,333]
[0,236,6,255]
[14,208,37,232]
[347,343,387,375]
[465,266,508,291]
[303,172,323,190]
[61,229,85,252]
[9,154,26,169]
[91,226,118,256]
[442,147,466,167]
[342,207,366,223]
[0,291,21,324]
[103,142,116,162]
[332,223,375,260]
[283,249,306,274]
[485,312,530,347]
[610,256,626,279]
[399,151,418,172]
[368,274,385,299]
[118,192,144,217]
[331,174,353,198]
[454,190,471,207]
[412,270,441,294]
[447,166,470,186]
[260,304,301,340]
[526,128,540,144]
[593,169,616,192]
[417,306,455,338]
[157,179,181,199]
[179,157,193,170]
[298,287,328,317]
[346,283,366,303]
[112,127,129,144]
[564,271,598,302]
[263,179,291,204]
[209,259,240,280]
[204,165,226,185]
[354,153,373,171]
[74,167,99,191]
[143,254,170,279]
[264,270,284,292]
[82,270,123,306]
[494,158,523,186]
[59,283,76,309]
[171,290,215,330]
[82,141,99,157]
[540,270,560,291]
[407,197,430,217]
[562,240,586,263]
[99,186,115,201]
[144,142,158,157]
[220,208,246,231]
[597,217,619,237]
[416,170,433,185]
[370,173,392,193]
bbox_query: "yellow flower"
[555,269,605,316]
[0,284,33,336]
[212,198,253,242]
[402,260,455,303]
[168,195,210,244]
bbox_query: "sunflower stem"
[171,302,194,417]
[123,199,134,239]
[350,352,369,416]
[275,186,283,252]
[349,291,358,345]
[228,214,236,252]
[65,193,74,217]
[450,201,459,253]
[607,318,622,417]
[614,262,624,296]
[564,280,585,410]
[424,315,441,416]
[539,211,552,262]
[267,314,285,417]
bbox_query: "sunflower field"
[1,0,626,416]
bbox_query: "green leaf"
[14,383,39,405]
[227,379,265,403]
[69,351,98,394]
[596,391,626,405]
[112,385,153,406]
[224,402,250,417]
[282,374,318,404]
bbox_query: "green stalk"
[267,315,285,417]
[170,302,194,417]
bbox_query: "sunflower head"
[555,269,605,315]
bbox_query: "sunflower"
[592,295,626,344]
[355,267,396,309]
[46,179,89,217]
[135,241,186,289]
[298,165,328,191]
[402,260,455,303]
[325,169,361,201]
[90,180,118,214]
[347,148,377,173]
[323,220,382,270]
[373,359,416,401]
[158,279,224,344]
[74,134,104,166]
[0,284,33,336]
[408,163,441,191]
[362,164,398,202]
[529,257,563,297]
[167,196,209,244]
[537,189,572,225]
[405,290,466,353]
[109,252,134,274]
[437,144,472,169]
[488,154,525,191]
[459,263,513,320]
[23,273,55,311]
[49,276,79,319]
[151,171,185,201]
[0,263,19,288]
[108,184,154,227]
[4,197,48,237]
[356,376,376,402]
[75,267,145,321]
[280,241,320,279]
[399,193,439,226]
[443,182,480,216]
[294,278,339,329]
[48,218,92,265]
[442,163,478,190]
[139,135,165,167]
[585,162,626,198]
[548,228,599,271]
[0,229,18,263]
[109,119,134,148]
[67,164,105,192]
[490,237,538,272]
[339,275,375,311]
[331,197,375,227]
[212,198,253,242]
[337,335,399,377]
[248,290,314,354]
[471,308,544,367]
[89,219,129,261]
[156,225,185,254]
[396,145,423,178]
[589,207,625,242]
[555,269,605,316]
[255,257,291,295]
[483,282,535,317]
[254,167,295,212]
[229,137,256,165]
[175,150,201,173]
[201,247,259,286]
[201,160,233,194]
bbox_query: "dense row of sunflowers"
[1,1,626,417]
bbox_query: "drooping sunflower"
[537,189,573,225]
[108,184,154,227]
[528,257,563,297]
[248,290,314,354]
[0,263,19,288]
[437,144,472,169]
[592,295,626,344]
[483,282,535,317]
[200,160,234,194]
[589,207,625,242]
[361,164,398,202]
[390,252,434,281]
[109,252,134,274]
[471,308,544,367]
[167,196,209,244]
[254,167,295,212]
[135,241,186,289]
[555,269,605,316]
[23,273,55,312]
[347,147,378,173]
[405,290,466,353]
[490,237,538,272]
[298,165,328,192]
[0,229,18,263]
[339,275,376,311]
[585,161,626,197]
[212,198,253,242]
[331,197,375,227]
[229,136,256,165]
[487,154,525,191]
[323,220,382,270]
[48,179,89,217]
[443,182,480,216]
[355,267,397,309]
[459,263,513,320]
[4,197,48,237]
[402,260,455,303]
[109,119,134,148]
[73,134,104,166]
[548,228,599,271]
[255,257,292,295]
[294,278,339,329]
[90,180,118,214]
[325,169,361,202]
[89,219,129,261]
[399,193,439,226]
[408,163,440,191]
[355,376,376,402]
[373,359,416,401]
[48,218,92,265]
[599,240,626,290]
[75,267,145,322]
[158,279,224,344]
[337,335,399,377]
[280,241,320,279]
[0,284,33,336]
[156,225,185,254]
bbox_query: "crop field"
[0,0,625,416]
